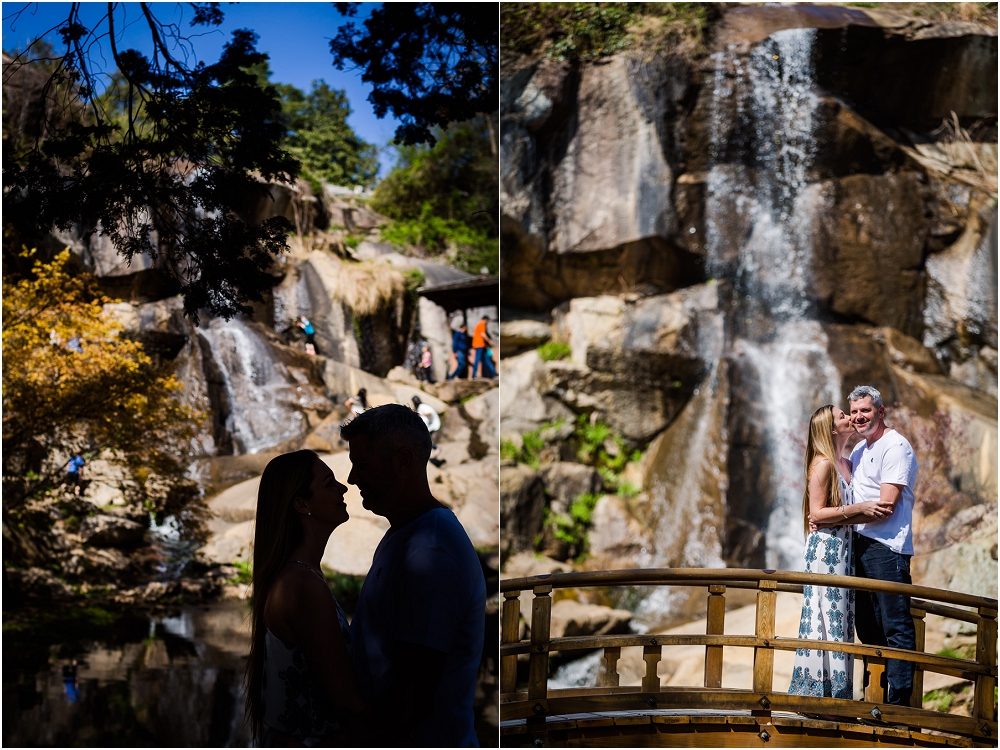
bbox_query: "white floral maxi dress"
[788,475,855,700]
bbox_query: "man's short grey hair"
[341,403,432,463]
[848,385,883,409]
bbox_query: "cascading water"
[199,318,309,454]
[705,29,843,570]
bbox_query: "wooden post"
[910,606,926,709]
[642,644,662,693]
[704,584,726,689]
[500,591,521,694]
[600,646,621,688]
[973,606,998,727]
[752,579,777,697]
[865,656,887,704]
[528,585,552,701]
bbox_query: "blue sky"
[2,2,403,176]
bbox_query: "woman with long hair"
[788,405,892,700]
[244,450,365,746]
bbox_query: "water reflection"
[4,602,253,747]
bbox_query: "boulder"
[540,462,604,514]
[546,56,677,254]
[812,173,932,338]
[500,464,546,558]
[587,495,654,568]
[463,387,500,453]
[499,349,573,436]
[547,286,720,443]
[6,567,76,600]
[499,319,551,356]
[913,503,998,610]
[200,520,255,565]
[79,514,147,548]
[427,378,495,405]
[323,359,394,403]
[549,599,633,640]
[393,384,448,415]
[924,199,998,386]
[302,410,349,454]
[208,477,261,524]
[891,365,998,499]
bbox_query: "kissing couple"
[243,404,487,747]
[789,385,920,707]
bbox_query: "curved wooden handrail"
[499,568,998,747]
[500,567,998,611]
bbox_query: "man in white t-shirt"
[848,385,919,706]
[341,404,486,746]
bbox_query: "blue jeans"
[447,351,468,380]
[472,347,487,378]
[853,533,915,706]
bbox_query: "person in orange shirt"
[471,315,493,379]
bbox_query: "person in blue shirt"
[447,324,470,380]
[297,316,317,355]
[66,454,85,495]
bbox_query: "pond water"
[4,601,254,747]
[4,598,499,747]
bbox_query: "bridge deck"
[501,709,984,747]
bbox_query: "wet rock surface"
[500,3,997,628]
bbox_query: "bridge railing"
[500,568,998,744]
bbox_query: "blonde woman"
[244,450,365,746]
[788,405,892,700]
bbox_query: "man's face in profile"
[347,434,394,517]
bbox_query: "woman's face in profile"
[307,460,350,527]
[832,407,853,438]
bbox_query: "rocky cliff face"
[500,5,997,614]
[25,180,499,601]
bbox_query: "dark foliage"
[330,3,498,145]
[2,4,298,321]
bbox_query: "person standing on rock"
[342,404,486,746]
[65,454,85,496]
[448,323,471,380]
[418,345,435,384]
[297,316,317,355]
[471,315,492,379]
[847,385,919,706]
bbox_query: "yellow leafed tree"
[2,249,205,564]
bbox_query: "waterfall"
[199,318,309,454]
[705,28,842,570]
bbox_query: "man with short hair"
[471,315,493,379]
[448,324,471,380]
[848,385,919,706]
[341,404,486,746]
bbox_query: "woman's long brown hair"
[243,450,319,745]
[801,405,844,537]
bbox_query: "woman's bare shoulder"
[265,564,330,631]
[808,456,834,478]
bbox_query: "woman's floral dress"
[788,474,855,700]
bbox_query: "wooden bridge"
[500,569,998,747]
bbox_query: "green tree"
[276,80,379,191]
[330,3,498,145]
[3,5,296,321]
[2,249,204,564]
[373,117,497,274]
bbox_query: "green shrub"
[344,234,362,249]
[231,559,253,585]
[570,493,601,525]
[502,2,711,62]
[537,341,571,361]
